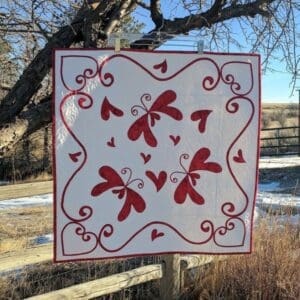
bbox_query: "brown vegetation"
[0,206,51,254]
[181,220,300,300]
[261,103,298,129]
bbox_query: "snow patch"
[0,194,52,210]
[259,156,300,169]
[259,182,281,192]
[32,234,53,245]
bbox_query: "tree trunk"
[0,0,135,158]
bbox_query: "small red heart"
[101,97,124,121]
[191,110,212,133]
[153,59,167,73]
[107,137,115,147]
[169,135,180,146]
[69,152,81,162]
[140,153,151,164]
[151,229,164,241]
[146,170,167,192]
[233,149,246,163]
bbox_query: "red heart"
[191,110,212,133]
[101,97,124,120]
[146,170,167,192]
[107,137,115,147]
[69,152,82,162]
[233,149,246,163]
[151,229,165,241]
[153,59,167,73]
[140,153,151,164]
[169,135,180,146]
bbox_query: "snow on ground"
[259,156,300,169]
[0,193,52,210]
[32,233,53,245]
[258,182,281,192]
[0,180,9,186]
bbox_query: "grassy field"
[181,220,300,300]
[261,103,298,129]
[0,206,52,254]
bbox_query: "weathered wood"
[26,264,162,300]
[0,244,52,274]
[180,255,214,270]
[160,254,181,300]
[0,180,52,200]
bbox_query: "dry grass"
[0,206,52,254]
[182,220,300,300]
[261,103,298,129]
[0,257,160,299]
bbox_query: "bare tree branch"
[150,0,163,29]
[0,0,133,125]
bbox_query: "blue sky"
[132,3,299,104]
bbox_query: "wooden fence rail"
[260,126,300,157]
[24,255,216,300]
[27,264,163,300]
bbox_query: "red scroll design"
[98,54,221,91]
[222,96,255,219]
[98,220,214,253]
[212,96,255,248]
[60,92,94,223]
[221,61,254,96]
[61,222,98,256]
[60,55,99,92]
[213,217,246,247]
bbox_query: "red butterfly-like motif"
[91,166,145,222]
[171,148,222,205]
[128,90,183,147]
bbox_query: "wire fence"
[1,255,162,299]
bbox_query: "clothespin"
[115,32,121,52]
[197,40,204,54]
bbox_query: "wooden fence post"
[160,254,181,300]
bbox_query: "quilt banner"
[53,49,260,262]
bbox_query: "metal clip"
[197,40,204,54]
[115,33,121,52]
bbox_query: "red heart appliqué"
[107,137,115,147]
[146,170,167,192]
[101,97,124,121]
[233,149,246,163]
[69,152,82,162]
[153,59,167,73]
[191,110,212,133]
[169,135,180,146]
[151,229,165,241]
[140,153,151,164]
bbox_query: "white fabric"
[54,50,260,261]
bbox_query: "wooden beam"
[0,181,53,201]
[26,264,162,299]
[180,255,214,270]
[160,254,181,300]
[0,244,52,274]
